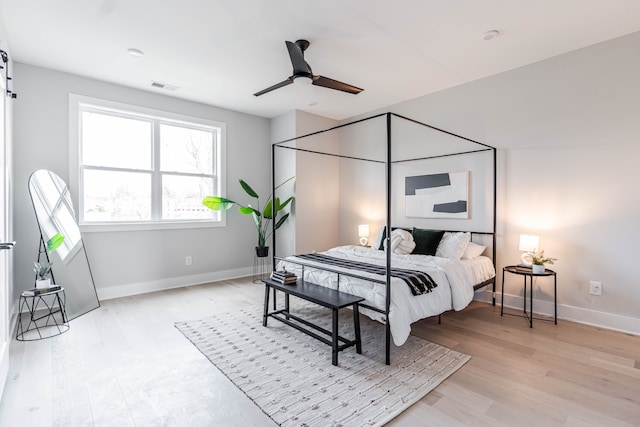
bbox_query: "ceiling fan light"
[294,75,313,86]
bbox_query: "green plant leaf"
[46,233,65,252]
[239,206,259,216]
[202,196,235,211]
[274,212,290,230]
[279,196,293,210]
[204,177,294,249]
[239,179,258,198]
[263,200,273,219]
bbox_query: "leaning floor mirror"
[28,169,100,319]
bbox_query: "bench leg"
[285,293,290,320]
[263,284,270,327]
[353,303,362,354]
[332,308,339,366]
[385,314,391,365]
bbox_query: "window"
[69,95,226,231]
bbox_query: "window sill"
[80,220,225,233]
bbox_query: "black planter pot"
[255,246,269,258]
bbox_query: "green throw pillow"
[412,228,445,256]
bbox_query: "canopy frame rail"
[271,112,497,364]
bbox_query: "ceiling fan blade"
[253,77,294,97]
[286,40,312,76]
[312,75,363,94]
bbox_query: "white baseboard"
[96,266,254,300]
[474,289,640,336]
[0,341,8,402]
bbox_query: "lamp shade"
[519,234,539,253]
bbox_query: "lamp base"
[520,252,533,267]
[359,237,368,246]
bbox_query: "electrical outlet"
[185,256,192,266]
[589,280,602,296]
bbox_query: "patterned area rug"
[175,303,470,427]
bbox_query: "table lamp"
[519,234,539,266]
[358,224,370,246]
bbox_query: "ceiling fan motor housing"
[253,38,363,96]
[295,39,310,51]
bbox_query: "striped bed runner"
[294,253,437,296]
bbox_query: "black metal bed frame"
[271,112,497,364]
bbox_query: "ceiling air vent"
[150,81,180,91]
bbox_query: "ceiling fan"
[253,39,364,97]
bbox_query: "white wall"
[270,110,340,256]
[335,114,495,246]
[271,111,297,258]
[389,152,494,233]
[344,31,640,333]
[12,64,271,300]
[293,111,340,253]
[336,116,386,246]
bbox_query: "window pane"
[81,111,152,169]
[160,124,213,174]
[162,175,218,220]
[30,177,82,263]
[83,170,151,221]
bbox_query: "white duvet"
[279,245,495,346]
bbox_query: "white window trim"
[69,94,227,232]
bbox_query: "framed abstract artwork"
[405,171,469,219]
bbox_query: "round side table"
[501,265,557,328]
[16,287,69,341]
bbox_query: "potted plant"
[530,250,557,274]
[202,177,295,257]
[33,261,53,289]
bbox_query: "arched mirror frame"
[28,169,100,319]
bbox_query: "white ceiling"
[2,0,640,120]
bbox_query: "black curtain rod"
[0,49,17,99]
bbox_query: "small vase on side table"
[35,278,51,289]
[531,264,545,274]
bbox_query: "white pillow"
[395,240,416,255]
[462,241,486,259]
[384,233,403,252]
[384,229,415,255]
[436,232,471,260]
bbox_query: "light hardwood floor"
[1,278,638,426]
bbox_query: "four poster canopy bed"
[270,112,497,364]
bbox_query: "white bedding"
[279,245,495,346]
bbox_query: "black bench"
[262,278,364,366]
